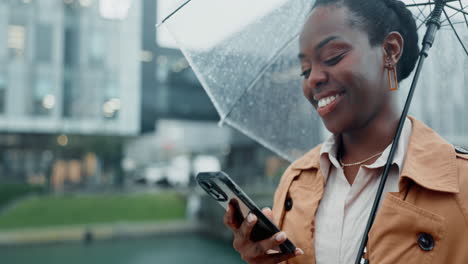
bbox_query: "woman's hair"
[312,0,419,82]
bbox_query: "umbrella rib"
[458,0,468,29]
[156,0,192,27]
[409,0,429,25]
[445,3,468,15]
[441,21,468,27]
[405,3,435,8]
[417,4,432,26]
[417,14,431,30]
[440,7,462,24]
[411,0,427,20]
[443,8,468,56]
[415,0,434,30]
[220,33,300,123]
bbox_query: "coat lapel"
[399,117,459,194]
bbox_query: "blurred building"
[0,0,141,189]
[124,0,283,188]
[139,0,218,133]
[0,0,140,133]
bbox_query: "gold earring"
[385,59,398,91]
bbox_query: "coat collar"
[290,116,459,194]
[399,117,459,193]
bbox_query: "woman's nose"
[306,68,327,89]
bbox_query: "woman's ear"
[382,31,404,65]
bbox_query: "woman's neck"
[340,108,400,165]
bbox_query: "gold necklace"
[339,151,384,169]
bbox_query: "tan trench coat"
[272,117,468,264]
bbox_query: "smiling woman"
[298,5,412,137]
[221,0,468,264]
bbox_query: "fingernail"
[226,206,230,213]
[295,248,304,256]
[275,232,286,242]
[247,213,256,224]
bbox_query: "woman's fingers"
[223,203,237,230]
[242,213,257,239]
[242,230,304,263]
[224,201,244,230]
[256,248,304,264]
[229,199,244,228]
[244,238,304,264]
[261,207,274,221]
[246,231,287,256]
[233,212,257,251]
[225,203,303,264]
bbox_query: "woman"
[224,0,468,263]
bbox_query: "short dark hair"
[312,0,419,82]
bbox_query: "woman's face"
[299,6,389,134]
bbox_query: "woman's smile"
[316,92,344,117]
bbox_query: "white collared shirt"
[314,118,413,264]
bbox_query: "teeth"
[318,94,340,108]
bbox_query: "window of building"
[0,74,7,113]
[0,19,6,59]
[64,27,79,67]
[102,79,120,119]
[8,24,25,58]
[89,30,105,66]
[32,75,54,116]
[35,23,53,63]
[62,76,77,118]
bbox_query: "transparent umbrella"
[158,1,468,263]
[158,0,467,163]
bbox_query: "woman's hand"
[223,201,304,264]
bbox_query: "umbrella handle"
[353,1,446,264]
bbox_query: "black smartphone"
[196,171,296,254]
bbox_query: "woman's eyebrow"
[298,35,343,60]
[315,35,341,51]
[298,53,307,60]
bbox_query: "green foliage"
[0,184,45,208]
[0,192,186,230]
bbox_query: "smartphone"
[196,171,296,254]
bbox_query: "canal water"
[0,234,244,264]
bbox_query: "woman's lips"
[316,93,343,117]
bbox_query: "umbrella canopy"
[159,0,468,162]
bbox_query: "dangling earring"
[385,58,398,91]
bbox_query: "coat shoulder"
[273,145,321,212]
[454,146,468,226]
[276,144,321,191]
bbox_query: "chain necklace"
[339,151,384,169]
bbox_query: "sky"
[156,0,289,49]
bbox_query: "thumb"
[262,207,274,221]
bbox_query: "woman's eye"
[324,53,345,66]
[300,69,311,79]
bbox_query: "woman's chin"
[322,118,346,135]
